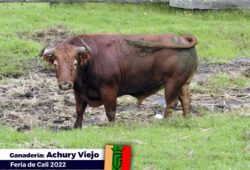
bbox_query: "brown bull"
[40,34,198,128]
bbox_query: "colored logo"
[104,145,131,170]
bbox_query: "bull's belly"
[87,100,103,107]
[118,81,164,97]
[76,79,164,107]
[78,93,103,107]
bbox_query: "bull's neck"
[73,61,91,92]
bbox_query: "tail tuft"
[181,35,197,47]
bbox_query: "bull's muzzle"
[59,82,73,91]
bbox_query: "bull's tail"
[124,35,197,50]
[178,35,197,49]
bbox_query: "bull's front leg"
[74,95,87,128]
[101,86,118,122]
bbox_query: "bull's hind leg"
[164,80,181,118]
[101,86,118,122]
[74,96,87,128]
[136,95,148,107]
[178,84,191,117]
[136,97,144,107]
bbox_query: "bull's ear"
[43,55,56,65]
[77,47,89,65]
[39,48,56,65]
[78,52,89,65]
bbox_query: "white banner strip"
[0,149,104,160]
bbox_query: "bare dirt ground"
[1,26,249,131]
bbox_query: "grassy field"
[0,3,250,76]
[191,72,250,94]
[0,3,250,170]
[0,114,249,169]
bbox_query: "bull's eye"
[53,60,58,67]
[73,60,78,68]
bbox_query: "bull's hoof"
[73,123,82,129]
[107,120,115,126]
[137,100,143,108]
[183,114,192,118]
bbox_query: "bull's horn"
[42,47,56,56]
[76,47,87,54]
[39,47,45,57]
[81,39,91,52]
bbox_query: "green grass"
[0,113,249,169]
[0,3,250,76]
[0,37,41,77]
[191,72,250,94]
[209,72,250,90]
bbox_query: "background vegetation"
[0,3,250,76]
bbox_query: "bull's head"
[40,44,91,91]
